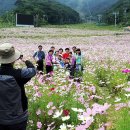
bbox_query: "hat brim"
[0,50,21,64]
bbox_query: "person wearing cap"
[0,43,36,130]
[33,45,45,72]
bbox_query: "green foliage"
[14,0,80,26]
[94,65,127,95]
[43,23,123,31]
[115,109,130,130]
[104,0,130,26]
[0,11,15,26]
[57,0,118,17]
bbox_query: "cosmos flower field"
[0,27,130,130]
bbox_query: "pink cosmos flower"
[89,86,96,94]
[76,125,87,130]
[92,103,111,115]
[47,102,53,108]
[48,109,53,116]
[98,126,105,130]
[51,106,56,110]
[122,69,130,74]
[123,88,130,92]
[90,95,103,100]
[33,85,39,91]
[85,117,94,129]
[37,122,42,129]
[36,109,41,116]
[115,103,127,111]
[35,92,42,97]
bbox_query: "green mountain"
[1,0,80,25]
[104,0,130,25]
[0,0,119,17]
[57,0,119,17]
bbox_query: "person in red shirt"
[63,48,70,59]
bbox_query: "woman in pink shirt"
[45,50,53,74]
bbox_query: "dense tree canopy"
[14,0,80,25]
[104,0,130,26]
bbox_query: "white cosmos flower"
[125,94,130,98]
[62,116,70,121]
[78,115,93,121]
[114,97,121,102]
[67,124,74,128]
[59,123,67,130]
[65,71,70,76]
[53,110,63,118]
[71,108,84,112]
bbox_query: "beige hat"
[0,43,21,64]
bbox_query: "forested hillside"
[104,0,130,25]
[0,0,119,17]
[57,0,119,16]
[1,0,80,25]
[0,0,80,26]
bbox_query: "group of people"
[0,43,83,130]
[33,45,83,77]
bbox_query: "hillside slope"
[104,0,130,25]
[57,0,119,16]
[14,0,80,24]
[0,0,119,17]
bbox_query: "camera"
[19,55,23,59]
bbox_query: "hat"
[0,43,21,64]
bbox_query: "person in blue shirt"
[58,54,65,68]
[33,45,45,72]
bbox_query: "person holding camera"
[0,43,36,130]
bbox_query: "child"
[45,50,53,74]
[53,51,59,63]
[75,48,83,71]
[58,54,64,68]
[59,48,63,56]
[53,51,59,70]
[63,48,70,59]
[64,58,71,70]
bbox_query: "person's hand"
[19,55,25,62]
[21,58,26,63]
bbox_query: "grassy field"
[0,26,130,130]
[43,23,123,31]
[0,21,124,31]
